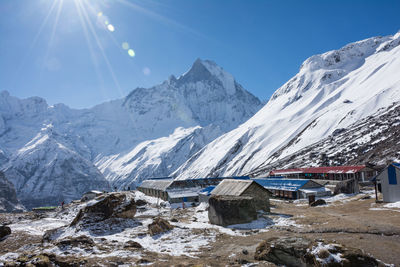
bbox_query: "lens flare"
[143,67,151,75]
[122,42,129,50]
[107,24,115,32]
[128,49,135,57]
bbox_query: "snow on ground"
[10,217,69,236]
[370,201,400,213]
[3,193,303,260]
[384,201,400,209]
[309,242,343,264]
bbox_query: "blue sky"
[0,0,399,108]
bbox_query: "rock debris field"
[0,189,399,266]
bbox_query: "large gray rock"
[0,171,25,213]
[255,237,312,266]
[254,237,386,267]
[208,195,257,226]
[71,192,136,226]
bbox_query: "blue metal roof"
[185,176,250,181]
[252,178,310,192]
[199,186,216,196]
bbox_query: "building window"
[388,165,397,185]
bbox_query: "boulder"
[254,237,386,267]
[55,235,94,248]
[0,225,11,239]
[334,178,360,194]
[70,192,136,226]
[208,195,257,226]
[254,237,312,266]
[148,217,174,236]
[310,199,327,207]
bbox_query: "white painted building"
[377,163,400,203]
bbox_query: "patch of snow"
[309,242,343,264]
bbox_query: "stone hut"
[210,179,271,212]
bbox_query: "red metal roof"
[270,165,366,175]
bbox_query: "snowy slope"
[174,31,400,179]
[97,125,223,189]
[2,126,111,209]
[250,102,400,177]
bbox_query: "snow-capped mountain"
[174,31,400,179]
[2,126,111,209]
[0,59,262,204]
[0,171,25,212]
[97,125,223,189]
[250,102,400,177]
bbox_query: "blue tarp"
[252,178,310,192]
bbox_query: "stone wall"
[208,195,257,226]
[241,183,270,212]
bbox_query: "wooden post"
[374,181,378,201]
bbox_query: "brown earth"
[1,192,399,266]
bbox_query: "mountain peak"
[177,58,236,95]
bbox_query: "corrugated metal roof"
[167,190,199,199]
[270,165,366,175]
[253,178,311,192]
[137,179,174,191]
[210,179,253,196]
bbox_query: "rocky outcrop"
[148,218,174,236]
[0,171,25,213]
[334,179,360,194]
[254,237,386,266]
[71,192,136,226]
[208,195,257,226]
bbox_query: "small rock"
[136,258,151,265]
[170,217,178,222]
[148,217,174,236]
[310,199,327,207]
[124,240,142,249]
[242,249,249,255]
[135,199,147,206]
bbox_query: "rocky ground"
[0,189,399,266]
